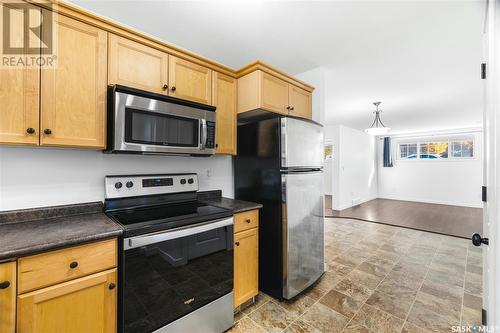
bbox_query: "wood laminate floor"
[230,218,483,333]
[327,198,482,239]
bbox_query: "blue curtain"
[383,137,393,167]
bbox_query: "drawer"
[18,239,117,294]
[234,209,259,233]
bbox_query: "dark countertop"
[198,190,263,213]
[0,202,123,261]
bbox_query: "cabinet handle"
[162,84,168,90]
[290,106,294,111]
[69,261,78,269]
[235,242,240,246]
[171,86,176,92]
[286,106,291,110]
[0,281,10,289]
[44,128,52,135]
[245,219,251,224]
[26,127,35,134]
[108,283,116,290]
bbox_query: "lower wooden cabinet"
[0,261,16,333]
[233,210,259,308]
[0,239,118,333]
[17,269,117,333]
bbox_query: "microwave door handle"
[200,119,208,149]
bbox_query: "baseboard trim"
[377,196,483,209]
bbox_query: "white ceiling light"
[365,101,390,135]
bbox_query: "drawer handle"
[235,242,240,246]
[69,261,78,269]
[108,283,116,290]
[0,281,10,289]
[245,219,251,224]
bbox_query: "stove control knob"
[188,178,194,184]
[114,182,122,189]
[126,181,134,188]
[180,179,187,185]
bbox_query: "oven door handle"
[200,118,208,150]
[124,217,234,250]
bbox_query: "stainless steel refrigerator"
[234,116,324,300]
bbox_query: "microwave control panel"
[206,121,215,149]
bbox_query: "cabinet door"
[288,85,312,119]
[0,261,16,333]
[169,56,212,105]
[0,2,39,145]
[108,34,169,94]
[17,269,117,333]
[234,228,258,308]
[260,72,288,115]
[213,72,236,155]
[41,13,107,148]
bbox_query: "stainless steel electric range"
[104,174,234,333]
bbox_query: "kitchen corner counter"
[198,191,263,213]
[0,202,123,261]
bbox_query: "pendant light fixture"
[365,101,390,135]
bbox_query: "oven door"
[111,88,216,155]
[121,217,234,333]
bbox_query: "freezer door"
[281,117,324,169]
[282,171,325,299]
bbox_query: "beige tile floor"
[228,218,483,333]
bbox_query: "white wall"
[0,147,233,211]
[295,67,326,124]
[326,125,378,210]
[377,131,483,208]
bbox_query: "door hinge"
[482,186,487,202]
[482,308,487,325]
[481,63,487,79]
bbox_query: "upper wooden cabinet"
[213,72,237,155]
[237,69,313,119]
[169,56,212,105]
[108,34,169,94]
[288,84,312,119]
[41,13,107,148]
[261,72,289,115]
[0,261,16,333]
[108,37,212,105]
[17,269,117,333]
[0,2,40,146]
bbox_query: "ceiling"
[68,0,486,133]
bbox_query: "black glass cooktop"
[106,200,232,237]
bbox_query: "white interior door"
[482,0,500,327]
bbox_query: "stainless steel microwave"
[105,85,216,156]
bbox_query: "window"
[398,137,474,160]
[451,140,474,158]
